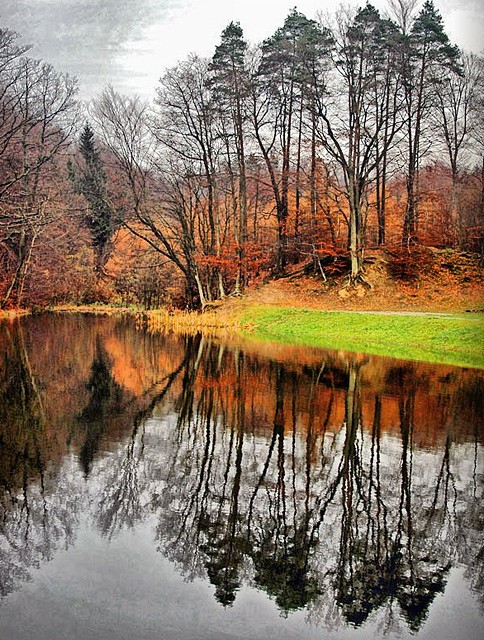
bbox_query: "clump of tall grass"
[51,303,141,315]
[140,308,241,335]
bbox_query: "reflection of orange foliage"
[105,334,156,396]
[185,339,482,450]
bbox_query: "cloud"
[1,0,187,98]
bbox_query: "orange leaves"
[386,245,435,281]
[196,240,271,285]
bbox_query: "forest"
[0,0,483,310]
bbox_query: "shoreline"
[2,302,483,369]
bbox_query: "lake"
[0,314,482,639]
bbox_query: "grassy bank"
[241,306,484,369]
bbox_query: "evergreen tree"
[210,22,249,293]
[70,124,115,275]
[401,0,460,245]
[315,4,400,282]
[255,9,332,273]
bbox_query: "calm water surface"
[0,314,482,640]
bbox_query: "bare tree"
[91,86,153,221]
[315,5,402,284]
[436,53,484,244]
[386,0,419,35]
[0,48,78,308]
[153,57,227,300]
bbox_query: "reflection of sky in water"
[1,528,481,640]
[0,422,482,640]
[0,315,482,639]
[0,519,331,640]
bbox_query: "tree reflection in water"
[0,315,482,635]
[77,336,123,476]
[151,339,483,632]
[0,320,79,596]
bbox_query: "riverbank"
[142,304,484,368]
[2,246,483,368]
[141,253,484,367]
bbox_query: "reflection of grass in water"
[241,307,484,369]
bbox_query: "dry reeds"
[140,308,242,336]
[51,304,137,316]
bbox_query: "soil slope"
[236,248,483,314]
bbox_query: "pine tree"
[210,22,249,293]
[315,5,400,282]
[255,10,332,273]
[70,124,115,275]
[401,0,460,245]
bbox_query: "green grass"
[241,306,484,369]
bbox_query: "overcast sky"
[2,0,483,101]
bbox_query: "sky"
[1,0,483,101]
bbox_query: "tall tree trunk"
[294,98,304,254]
[1,228,37,309]
[348,176,363,282]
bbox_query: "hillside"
[235,248,484,314]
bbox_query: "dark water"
[0,314,482,640]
